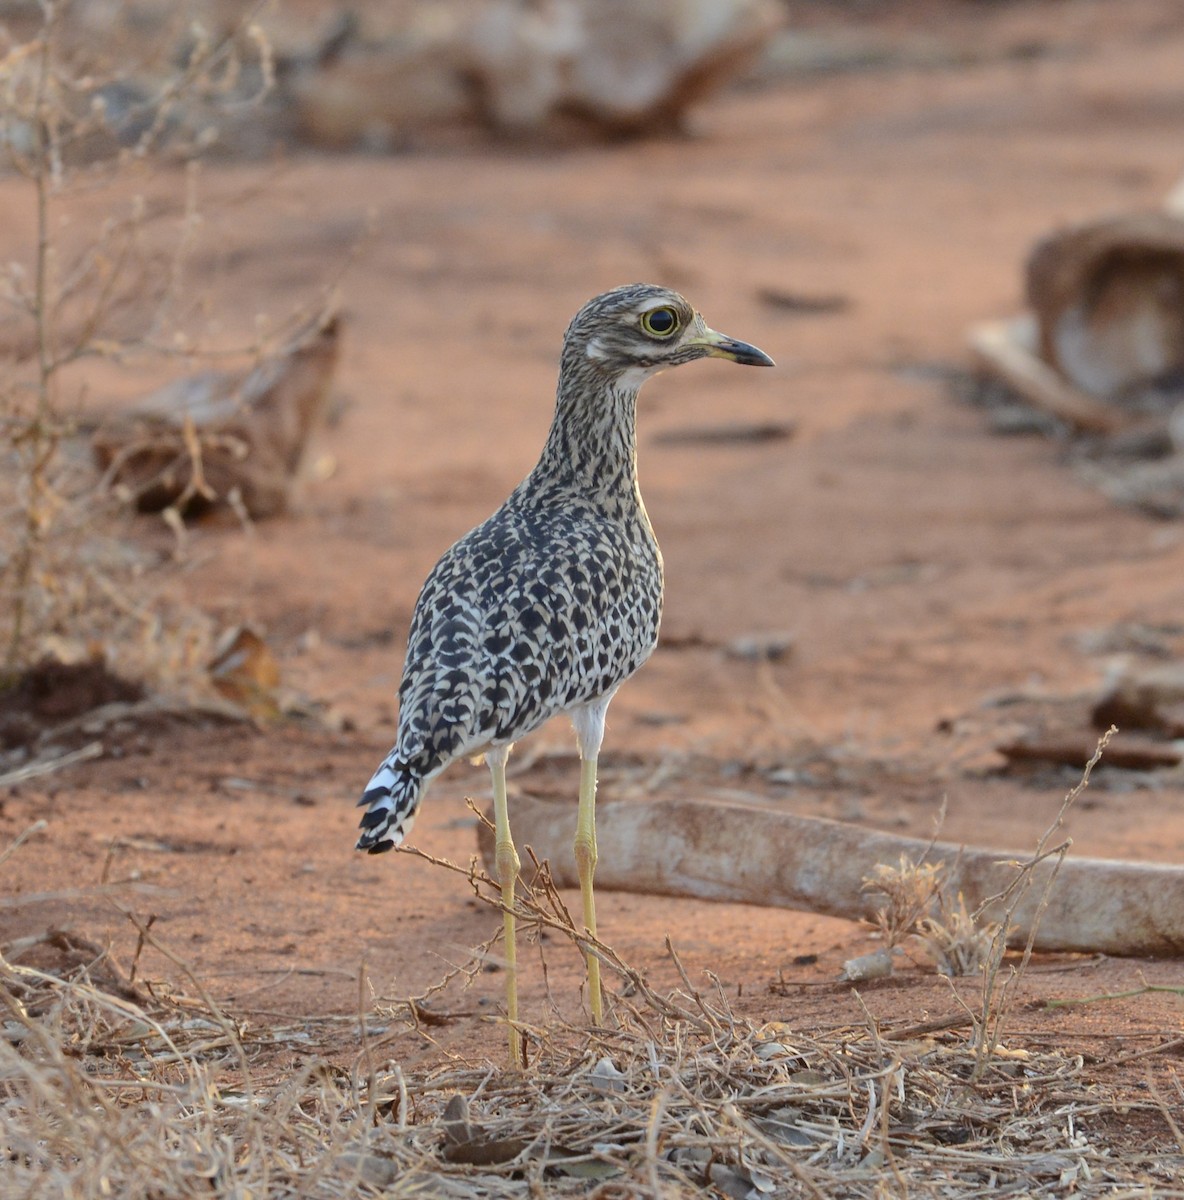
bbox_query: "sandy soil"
[3,0,1183,1111]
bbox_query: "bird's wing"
[391,509,648,776]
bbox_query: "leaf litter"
[3,871,1183,1197]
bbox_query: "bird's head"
[562,283,774,389]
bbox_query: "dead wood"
[997,734,1183,771]
[485,794,1184,957]
[467,0,784,135]
[969,208,1184,438]
[92,313,340,518]
[288,0,783,147]
[1091,662,1184,737]
[1026,211,1184,398]
[968,316,1124,434]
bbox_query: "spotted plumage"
[356,484,661,850]
[355,283,772,1057]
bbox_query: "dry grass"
[4,923,1183,1200]
[862,855,999,981]
[5,760,1184,1200]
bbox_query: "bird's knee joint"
[573,835,597,875]
[495,839,521,880]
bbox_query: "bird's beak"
[689,326,776,367]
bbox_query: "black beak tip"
[729,340,776,368]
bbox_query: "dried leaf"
[208,626,281,720]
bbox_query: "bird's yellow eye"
[640,306,680,338]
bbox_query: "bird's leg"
[573,752,602,1024]
[571,695,613,1025]
[488,745,522,1067]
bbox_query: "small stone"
[839,947,895,982]
[337,1150,398,1188]
[726,632,795,662]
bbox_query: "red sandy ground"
[2,0,1183,1120]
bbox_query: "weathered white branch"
[485,795,1184,957]
[968,316,1121,435]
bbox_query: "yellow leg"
[573,753,603,1024]
[489,747,522,1067]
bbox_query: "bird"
[356,283,773,1064]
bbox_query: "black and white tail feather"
[355,759,424,853]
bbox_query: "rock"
[839,947,895,982]
[336,1149,399,1189]
[725,631,795,662]
[588,1056,628,1094]
[466,0,784,134]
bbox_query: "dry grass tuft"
[863,854,944,948]
[915,890,997,979]
[3,926,1183,1199]
[862,855,998,977]
[6,739,1181,1200]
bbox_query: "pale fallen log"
[483,794,1184,957]
[967,315,1123,435]
[287,0,783,147]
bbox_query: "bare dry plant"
[4,893,1182,1196]
[858,734,1116,1074]
[0,0,274,691]
[969,728,1115,1076]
